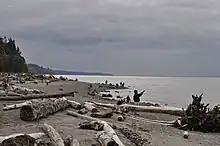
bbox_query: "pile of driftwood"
[173,94,220,132]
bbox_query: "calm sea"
[57,75,220,108]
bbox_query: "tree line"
[0,37,28,73]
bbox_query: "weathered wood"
[68,100,81,110]
[0,132,45,145]
[66,110,125,146]
[119,127,151,146]
[42,123,64,146]
[20,97,70,121]
[0,92,76,101]
[97,131,118,146]
[90,109,113,118]
[10,85,44,95]
[83,102,98,112]
[117,115,125,121]
[64,135,80,146]
[93,101,184,116]
[79,120,104,131]
[3,101,31,111]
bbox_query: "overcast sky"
[0,0,220,76]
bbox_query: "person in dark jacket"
[133,90,145,102]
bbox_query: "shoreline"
[0,74,220,145]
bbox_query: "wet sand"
[1,80,220,146]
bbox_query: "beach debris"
[117,115,126,121]
[79,120,104,131]
[173,94,220,132]
[0,133,45,146]
[41,123,65,146]
[183,131,189,139]
[66,110,125,146]
[0,91,76,101]
[20,97,70,121]
[97,131,118,146]
[64,135,80,146]
[90,108,114,118]
[119,127,151,146]
[102,94,113,97]
[78,108,88,115]
[68,100,82,110]
[10,85,44,95]
[83,102,98,112]
[3,100,32,111]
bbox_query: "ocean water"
[57,75,220,108]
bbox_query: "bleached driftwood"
[93,101,184,116]
[0,132,45,145]
[68,100,81,110]
[83,102,98,112]
[42,123,64,146]
[0,92,76,101]
[67,110,125,146]
[10,85,43,95]
[20,97,70,121]
[79,121,104,131]
[3,101,31,111]
[97,131,118,146]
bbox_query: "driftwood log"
[68,100,81,110]
[119,127,151,146]
[90,109,114,118]
[66,110,125,146]
[20,97,70,121]
[41,123,64,146]
[3,101,32,111]
[0,133,45,145]
[0,92,76,101]
[97,131,118,146]
[83,102,98,112]
[93,101,184,116]
[64,135,80,146]
[79,121,104,131]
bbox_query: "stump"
[20,97,70,121]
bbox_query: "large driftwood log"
[0,92,76,101]
[20,97,70,121]
[3,101,32,111]
[93,101,184,116]
[66,110,125,146]
[64,135,80,146]
[97,131,118,146]
[42,123,64,146]
[10,85,44,95]
[0,132,45,145]
[119,127,151,146]
[79,121,104,131]
[90,109,113,118]
[83,102,98,112]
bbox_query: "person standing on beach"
[133,90,145,102]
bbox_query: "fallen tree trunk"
[97,131,118,146]
[0,132,45,145]
[83,102,98,112]
[119,127,151,146]
[68,100,81,110]
[41,123,64,146]
[90,109,113,118]
[66,110,125,146]
[79,121,104,131]
[93,101,184,116]
[3,101,31,111]
[20,97,70,121]
[0,92,76,101]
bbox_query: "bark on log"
[68,100,81,110]
[97,131,118,146]
[93,102,184,116]
[90,109,113,118]
[66,110,125,146]
[3,101,31,111]
[20,97,70,121]
[0,132,45,145]
[42,123,64,146]
[0,92,76,101]
[119,127,151,146]
[83,102,98,112]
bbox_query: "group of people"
[117,89,145,105]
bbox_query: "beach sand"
[1,80,220,146]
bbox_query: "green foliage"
[0,36,28,73]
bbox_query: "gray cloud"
[0,0,220,76]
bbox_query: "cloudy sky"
[0,0,220,76]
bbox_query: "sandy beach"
[1,78,220,146]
